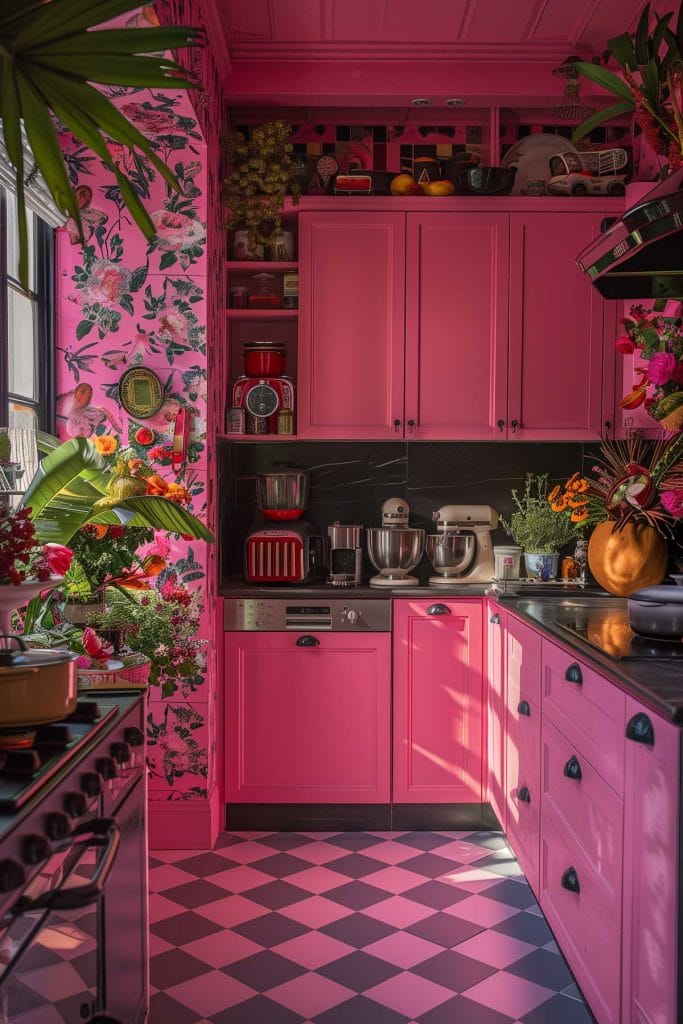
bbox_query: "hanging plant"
[222,121,301,253]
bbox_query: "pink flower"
[661,490,683,519]
[157,310,189,345]
[82,627,114,661]
[76,655,91,669]
[43,544,73,577]
[151,210,205,252]
[615,335,636,354]
[121,103,178,136]
[81,259,132,305]
[647,351,677,386]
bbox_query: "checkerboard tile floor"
[149,831,595,1024]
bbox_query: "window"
[0,187,55,434]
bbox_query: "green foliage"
[500,474,577,552]
[65,525,153,600]
[87,601,139,631]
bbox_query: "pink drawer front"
[541,715,623,918]
[506,693,540,894]
[540,815,621,1024]
[507,614,542,707]
[542,639,626,796]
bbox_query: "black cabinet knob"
[517,700,530,717]
[296,635,320,647]
[427,604,451,616]
[564,662,583,684]
[124,726,144,748]
[45,812,70,841]
[111,742,131,766]
[0,859,26,893]
[490,613,500,624]
[517,785,531,803]
[394,419,401,432]
[96,758,117,781]
[497,419,505,432]
[626,713,655,746]
[563,755,582,781]
[511,419,519,433]
[80,772,101,797]
[64,790,87,817]
[561,866,580,893]
[22,834,51,866]
[407,419,415,432]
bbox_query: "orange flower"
[565,472,582,490]
[548,485,562,503]
[567,495,589,509]
[570,508,589,523]
[620,386,647,410]
[166,483,192,504]
[146,474,169,495]
[92,435,118,455]
[549,493,569,512]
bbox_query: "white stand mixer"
[426,505,498,585]
[366,498,425,588]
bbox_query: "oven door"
[0,817,120,1024]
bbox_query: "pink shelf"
[226,309,298,320]
[220,433,298,441]
[227,261,298,272]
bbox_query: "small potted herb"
[500,473,577,579]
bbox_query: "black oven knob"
[124,726,144,748]
[45,812,70,840]
[96,757,117,781]
[80,772,101,797]
[111,742,131,766]
[0,859,25,893]
[64,790,87,817]
[22,834,51,866]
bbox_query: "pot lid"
[629,585,683,605]
[244,341,286,351]
[0,636,78,669]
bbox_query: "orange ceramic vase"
[587,520,668,597]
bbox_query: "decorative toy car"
[546,171,627,197]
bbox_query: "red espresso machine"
[231,341,294,434]
[244,467,327,584]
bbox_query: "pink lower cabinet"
[486,604,506,828]
[393,600,483,810]
[622,699,680,1024]
[225,632,391,803]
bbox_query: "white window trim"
[0,129,65,228]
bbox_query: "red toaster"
[244,522,327,584]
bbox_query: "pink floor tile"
[434,840,495,863]
[287,865,352,894]
[167,970,256,1016]
[364,931,445,969]
[195,894,268,928]
[149,894,185,924]
[362,866,429,894]
[446,894,520,927]
[267,971,354,1017]
[149,864,197,892]
[182,930,262,968]
[443,866,503,892]
[359,841,421,865]
[222,841,279,864]
[362,895,435,929]
[22,963,96,1002]
[288,843,348,865]
[148,933,174,956]
[454,930,537,969]
[207,865,274,893]
[366,970,453,1018]
[279,895,353,928]
[462,970,556,1018]
[273,931,355,969]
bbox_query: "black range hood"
[576,167,683,299]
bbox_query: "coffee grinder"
[327,523,364,587]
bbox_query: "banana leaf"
[572,61,634,103]
[93,495,214,541]
[572,101,634,145]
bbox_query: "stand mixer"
[366,498,425,588]
[426,505,498,585]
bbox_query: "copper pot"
[0,636,78,728]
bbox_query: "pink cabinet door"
[404,212,509,439]
[298,212,406,438]
[508,212,611,441]
[393,600,483,804]
[486,603,506,828]
[506,693,540,895]
[225,632,391,803]
[622,700,680,1024]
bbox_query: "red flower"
[82,627,114,661]
[107,525,126,540]
[615,335,636,355]
[43,544,73,577]
[135,427,155,446]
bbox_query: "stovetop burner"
[554,608,683,661]
[0,700,118,813]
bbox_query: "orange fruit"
[423,180,455,196]
[390,174,415,195]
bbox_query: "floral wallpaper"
[56,2,226,813]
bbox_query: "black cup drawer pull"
[517,785,531,803]
[517,700,530,717]
[626,713,655,746]
[564,663,583,684]
[427,604,451,616]
[563,755,582,781]
[296,635,320,647]
[490,613,500,624]
[561,867,580,893]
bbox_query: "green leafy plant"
[571,4,683,167]
[0,0,200,289]
[64,524,153,603]
[500,474,578,552]
[222,121,301,253]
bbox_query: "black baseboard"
[225,802,502,832]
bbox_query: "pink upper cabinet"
[508,212,615,441]
[405,213,509,439]
[298,212,406,438]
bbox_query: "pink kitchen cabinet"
[508,212,616,441]
[297,212,406,438]
[393,600,483,804]
[486,603,506,828]
[405,212,509,439]
[622,698,680,1024]
[225,631,391,803]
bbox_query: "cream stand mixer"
[426,505,498,585]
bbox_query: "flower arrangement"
[548,473,592,525]
[500,474,579,552]
[617,305,683,431]
[0,504,72,585]
[63,524,156,605]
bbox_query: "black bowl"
[454,166,516,195]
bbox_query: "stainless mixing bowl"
[426,533,476,577]
[366,527,425,577]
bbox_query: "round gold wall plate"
[118,367,164,419]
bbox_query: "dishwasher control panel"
[223,598,391,632]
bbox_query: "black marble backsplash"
[218,439,595,583]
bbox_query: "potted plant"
[222,122,301,256]
[500,473,577,579]
[61,523,154,623]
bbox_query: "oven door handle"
[17,818,121,913]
